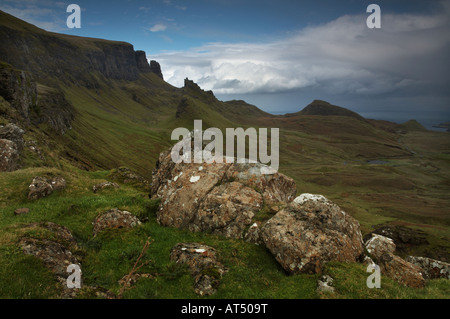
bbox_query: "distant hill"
[287,100,365,121]
[398,119,427,132]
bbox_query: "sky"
[1,0,449,128]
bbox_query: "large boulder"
[260,194,364,274]
[151,147,296,239]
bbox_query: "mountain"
[288,99,365,120]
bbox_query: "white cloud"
[152,4,450,97]
[149,23,167,32]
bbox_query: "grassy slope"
[1,167,448,299]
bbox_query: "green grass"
[0,166,448,299]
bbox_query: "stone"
[317,275,335,294]
[170,243,227,296]
[14,207,29,215]
[0,138,20,172]
[19,222,80,299]
[92,181,120,193]
[0,123,25,151]
[92,208,142,236]
[28,176,66,200]
[260,193,364,274]
[364,225,429,255]
[151,145,296,239]
[244,222,264,245]
[364,233,425,287]
[405,256,450,280]
[28,176,54,200]
[365,234,396,260]
[378,253,425,288]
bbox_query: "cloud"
[0,0,68,32]
[152,3,450,99]
[149,23,167,32]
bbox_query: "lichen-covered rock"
[192,182,263,238]
[378,253,425,288]
[365,234,396,260]
[28,176,66,200]
[0,123,24,151]
[260,193,364,274]
[317,275,335,294]
[365,225,429,255]
[244,222,264,245]
[406,256,450,280]
[92,181,120,193]
[93,208,141,236]
[19,222,81,298]
[170,243,227,296]
[0,138,20,172]
[28,176,54,200]
[364,234,426,287]
[151,144,296,239]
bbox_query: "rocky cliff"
[0,10,162,86]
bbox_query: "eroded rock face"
[92,208,141,236]
[151,146,296,239]
[28,176,66,200]
[260,193,364,274]
[406,256,450,280]
[170,243,227,296]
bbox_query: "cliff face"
[0,62,37,118]
[0,11,162,85]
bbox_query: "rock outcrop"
[405,256,450,280]
[260,194,364,274]
[365,225,429,255]
[149,60,164,79]
[151,146,296,239]
[0,138,20,171]
[0,62,37,118]
[92,181,120,193]
[92,208,141,236]
[170,243,227,296]
[28,176,66,200]
[0,123,25,172]
[364,233,425,288]
[19,222,81,299]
